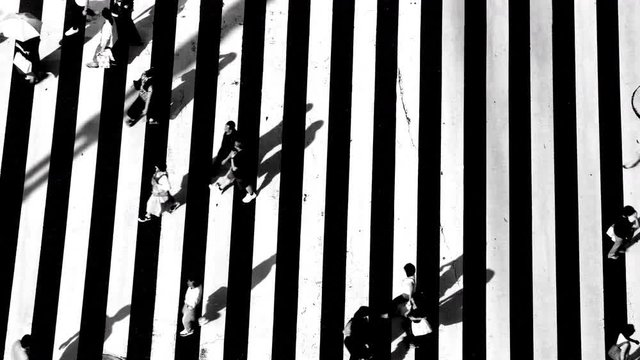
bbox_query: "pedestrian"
[14,36,43,83]
[86,8,118,68]
[126,68,156,126]
[608,324,639,360]
[209,121,238,180]
[180,276,202,337]
[11,334,31,360]
[111,0,142,45]
[60,0,95,42]
[607,206,640,259]
[344,306,373,360]
[211,139,257,203]
[138,164,179,222]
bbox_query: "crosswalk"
[1,0,640,359]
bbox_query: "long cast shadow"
[58,304,131,360]
[21,0,254,202]
[200,254,276,323]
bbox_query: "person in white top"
[11,334,31,360]
[180,277,202,337]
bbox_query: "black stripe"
[29,1,87,359]
[222,0,266,358]
[173,0,223,358]
[508,0,533,359]
[318,0,355,358]
[370,0,399,358]
[462,0,487,358]
[75,39,131,360]
[126,0,179,357]
[551,0,582,358]
[416,0,442,358]
[596,0,627,350]
[0,0,43,354]
[270,0,311,358]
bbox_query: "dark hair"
[225,121,236,129]
[155,163,167,172]
[622,324,636,338]
[101,7,113,22]
[186,275,201,286]
[623,206,637,217]
[353,306,370,319]
[20,334,32,348]
[404,263,416,277]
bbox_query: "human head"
[404,263,416,277]
[623,324,636,337]
[20,334,32,350]
[154,163,167,173]
[101,7,113,22]
[354,306,370,320]
[623,205,637,218]
[225,121,236,135]
[186,276,201,288]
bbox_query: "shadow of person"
[168,53,237,121]
[58,304,131,360]
[256,119,324,193]
[199,254,276,324]
[439,269,495,326]
[439,255,463,298]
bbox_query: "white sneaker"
[64,27,79,36]
[242,192,257,203]
[179,329,193,337]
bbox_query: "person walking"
[111,0,142,45]
[60,0,95,43]
[607,206,640,259]
[138,164,179,222]
[126,68,156,126]
[209,121,238,180]
[180,277,202,337]
[608,324,639,360]
[211,139,257,203]
[86,8,118,68]
[344,307,374,360]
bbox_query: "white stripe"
[393,0,420,357]
[485,0,510,359]
[294,0,331,357]
[439,0,464,359]
[0,0,20,174]
[343,0,376,358]
[246,0,289,356]
[199,0,245,358]
[573,1,606,359]
[618,0,640,332]
[2,1,65,358]
[102,0,156,356]
[530,0,558,359]
[148,0,200,356]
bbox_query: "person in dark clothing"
[344,306,374,360]
[608,324,640,360]
[608,205,640,259]
[111,0,142,45]
[212,139,257,203]
[209,121,238,181]
[60,0,95,44]
[126,68,155,126]
[14,37,43,83]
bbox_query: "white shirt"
[184,286,202,308]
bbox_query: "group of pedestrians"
[137,120,257,222]
[343,263,432,359]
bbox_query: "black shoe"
[138,216,151,223]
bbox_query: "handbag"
[411,318,432,336]
[13,51,33,75]
[96,48,115,68]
